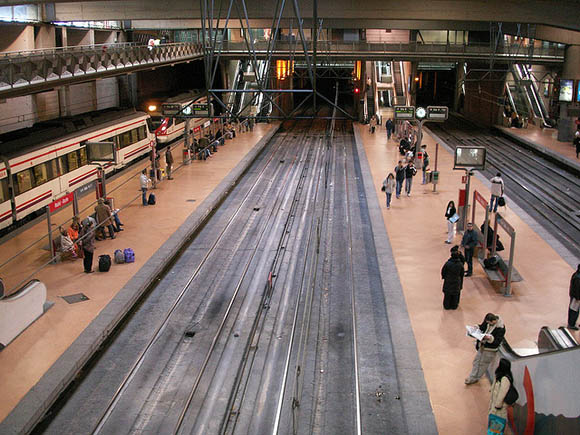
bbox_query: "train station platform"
[0,122,278,424]
[356,122,578,433]
[496,123,580,172]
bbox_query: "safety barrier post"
[46,206,55,263]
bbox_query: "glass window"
[130,128,139,144]
[0,179,8,203]
[119,131,132,148]
[58,155,69,175]
[79,148,88,166]
[48,159,58,179]
[138,125,147,141]
[33,163,49,186]
[15,170,33,195]
[67,151,80,171]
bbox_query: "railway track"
[429,115,580,260]
[34,116,407,434]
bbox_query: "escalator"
[392,61,406,105]
[512,64,551,127]
[495,327,579,434]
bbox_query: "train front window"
[149,116,164,130]
[15,170,33,195]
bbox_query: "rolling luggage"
[98,254,112,272]
[123,248,135,263]
[114,249,125,264]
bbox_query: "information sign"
[427,106,449,121]
[162,103,182,116]
[85,141,116,163]
[394,106,415,120]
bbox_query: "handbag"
[498,197,506,207]
[449,213,460,223]
[381,185,386,192]
[487,413,506,435]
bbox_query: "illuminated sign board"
[427,106,449,121]
[394,106,415,120]
[559,79,573,102]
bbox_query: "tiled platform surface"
[358,122,578,434]
[0,123,277,424]
[497,123,580,171]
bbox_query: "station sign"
[161,103,182,116]
[49,192,74,213]
[203,120,211,128]
[394,106,415,120]
[427,106,449,121]
[190,104,210,116]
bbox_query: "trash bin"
[182,148,191,165]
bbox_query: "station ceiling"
[2,0,580,40]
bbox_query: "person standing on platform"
[574,131,580,159]
[489,172,505,213]
[80,218,96,273]
[140,169,151,206]
[394,160,405,199]
[369,115,377,134]
[461,222,478,276]
[487,358,513,434]
[386,118,394,140]
[382,173,395,209]
[404,159,417,197]
[441,250,464,309]
[568,264,580,330]
[165,147,174,180]
[465,313,505,385]
[444,200,457,244]
[451,245,466,268]
[421,144,430,184]
[94,198,115,240]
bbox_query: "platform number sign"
[394,106,415,120]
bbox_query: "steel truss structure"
[199,0,355,120]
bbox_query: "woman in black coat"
[441,251,464,309]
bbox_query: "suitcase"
[123,248,135,263]
[114,249,125,264]
[98,254,112,272]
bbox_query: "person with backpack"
[404,160,417,197]
[465,313,506,385]
[382,173,395,209]
[140,169,151,206]
[394,160,406,199]
[487,358,515,435]
[489,172,505,213]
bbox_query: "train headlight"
[148,105,157,112]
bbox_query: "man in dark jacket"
[461,222,478,276]
[568,264,580,330]
[165,147,174,180]
[441,251,464,309]
[394,160,405,199]
[465,313,506,384]
[386,118,394,140]
[80,218,96,273]
[404,160,417,197]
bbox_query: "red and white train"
[0,102,222,233]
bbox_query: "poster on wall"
[559,79,573,102]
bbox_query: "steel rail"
[90,124,295,435]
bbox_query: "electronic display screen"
[577,81,580,103]
[454,146,486,170]
[559,79,573,102]
[394,106,415,120]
